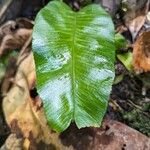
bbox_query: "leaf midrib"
[71,12,77,119]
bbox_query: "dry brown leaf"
[96,119,150,150]
[94,0,121,17]
[2,49,72,149]
[123,0,149,41]
[0,28,32,56]
[0,18,33,57]
[0,19,72,149]
[133,30,150,73]
[60,119,150,150]
[0,18,33,95]
[2,50,150,149]
[0,134,23,150]
[1,17,150,150]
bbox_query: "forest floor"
[0,0,150,150]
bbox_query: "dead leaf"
[0,19,73,149]
[96,119,150,150]
[94,0,121,17]
[123,0,149,41]
[2,48,72,149]
[133,31,150,73]
[1,17,150,150]
[0,18,33,57]
[0,134,23,150]
[60,119,150,150]
[0,0,43,25]
[0,18,33,94]
[1,39,68,149]
[2,50,150,149]
[0,0,13,24]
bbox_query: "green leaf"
[113,74,124,85]
[0,51,18,81]
[0,63,5,80]
[117,52,133,71]
[32,1,115,132]
[115,33,127,50]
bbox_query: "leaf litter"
[0,0,150,150]
[122,0,150,41]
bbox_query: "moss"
[122,105,150,137]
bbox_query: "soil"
[111,62,150,136]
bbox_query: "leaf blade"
[32,1,115,132]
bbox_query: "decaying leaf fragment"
[0,134,23,150]
[0,18,73,149]
[0,18,33,57]
[133,31,150,73]
[2,48,72,150]
[59,119,150,150]
[0,18,33,97]
[123,0,149,41]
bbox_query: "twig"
[127,99,150,118]
[0,0,13,22]
[127,99,142,110]
[109,99,123,111]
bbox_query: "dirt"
[111,62,150,137]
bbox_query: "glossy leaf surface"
[115,33,127,50]
[117,52,133,71]
[32,1,115,132]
